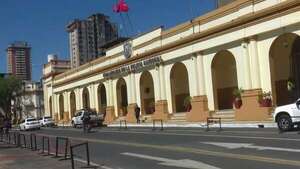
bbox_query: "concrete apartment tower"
[7,41,31,80]
[67,13,118,68]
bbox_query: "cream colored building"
[43,0,300,124]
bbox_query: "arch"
[49,96,52,117]
[59,94,64,120]
[140,71,155,115]
[211,50,238,110]
[170,62,190,113]
[116,78,128,117]
[97,83,107,114]
[269,33,300,106]
[82,87,90,110]
[70,91,76,117]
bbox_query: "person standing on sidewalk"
[0,114,4,135]
[82,113,91,133]
[3,118,11,135]
[135,105,141,124]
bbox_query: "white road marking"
[121,152,221,169]
[44,127,300,142]
[74,157,100,167]
[202,142,300,153]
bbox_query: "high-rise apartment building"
[7,41,31,80]
[67,13,118,68]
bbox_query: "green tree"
[0,76,22,123]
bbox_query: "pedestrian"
[0,114,4,135]
[4,118,11,135]
[135,105,141,124]
[82,113,91,133]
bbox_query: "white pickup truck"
[273,99,300,131]
[71,109,104,128]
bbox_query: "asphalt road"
[19,127,300,169]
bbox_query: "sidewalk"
[0,142,71,169]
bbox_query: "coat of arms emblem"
[123,42,132,59]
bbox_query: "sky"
[0,0,215,81]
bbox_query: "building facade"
[44,0,300,124]
[18,81,44,119]
[7,41,31,81]
[67,13,118,68]
[217,0,236,7]
[43,55,70,118]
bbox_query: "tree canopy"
[0,76,22,120]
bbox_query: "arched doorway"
[59,94,64,120]
[70,91,76,117]
[212,50,238,110]
[269,33,300,106]
[140,71,155,115]
[82,87,90,110]
[49,97,52,117]
[97,84,107,114]
[116,78,128,117]
[170,62,190,113]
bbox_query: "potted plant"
[148,101,155,114]
[258,91,272,107]
[232,88,244,109]
[183,96,192,112]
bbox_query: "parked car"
[19,118,41,131]
[273,99,300,131]
[39,116,55,127]
[71,109,104,128]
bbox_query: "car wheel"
[277,114,293,132]
[72,121,76,128]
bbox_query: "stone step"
[170,113,187,122]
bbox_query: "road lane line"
[35,132,300,167]
[43,128,300,142]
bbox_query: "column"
[249,37,261,89]
[155,65,162,101]
[94,84,100,113]
[242,40,252,90]
[197,52,206,96]
[186,52,209,122]
[104,79,116,124]
[63,92,70,121]
[152,64,169,120]
[53,94,59,122]
[235,37,272,121]
[159,64,166,100]
[192,54,200,96]
[126,73,138,123]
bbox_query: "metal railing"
[152,119,164,131]
[206,117,222,131]
[70,142,96,169]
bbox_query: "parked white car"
[39,116,55,127]
[273,99,300,131]
[71,109,104,128]
[19,118,41,131]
